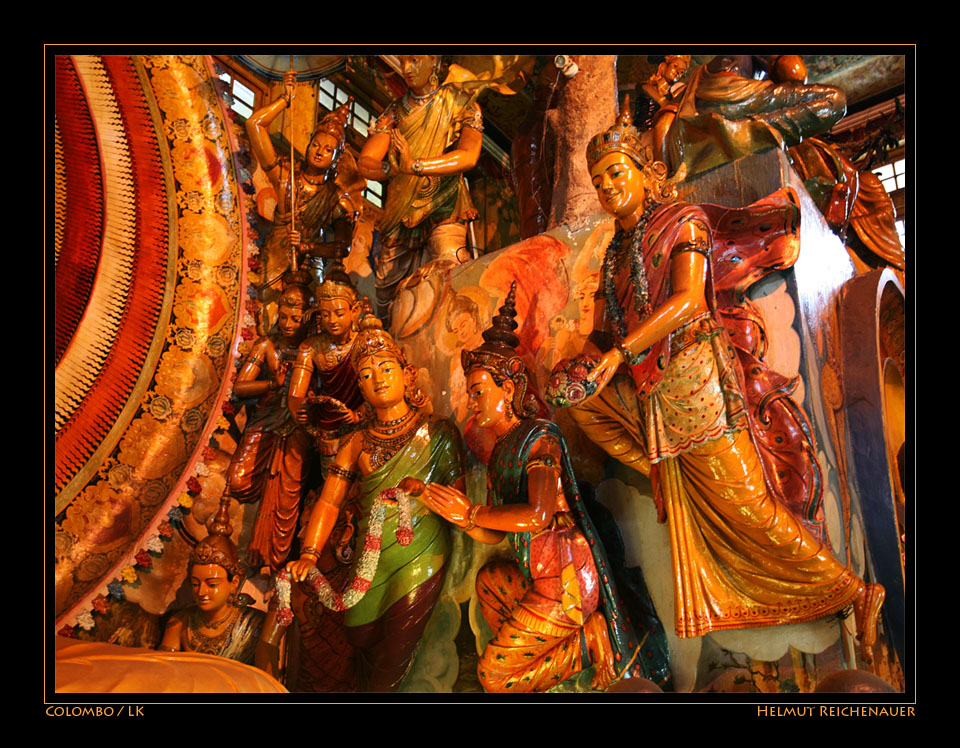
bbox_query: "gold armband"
[327,464,358,483]
[525,454,557,472]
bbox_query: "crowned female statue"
[418,284,670,692]
[548,102,885,661]
[282,315,465,691]
[158,501,266,664]
[246,71,366,332]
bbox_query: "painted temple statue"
[226,271,313,574]
[246,70,367,333]
[547,102,885,655]
[418,283,671,691]
[52,53,908,698]
[282,314,466,691]
[158,499,266,664]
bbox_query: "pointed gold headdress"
[461,282,541,419]
[585,95,653,170]
[313,98,352,151]
[190,497,246,581]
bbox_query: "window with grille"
[218,71,258,119]
[873,157,906,247]
[316,78,381,206]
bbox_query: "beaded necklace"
[186,606,240,655]
[363,412,427,470]
[601,204,658,340]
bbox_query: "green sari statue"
[284,315,465,691]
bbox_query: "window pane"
[232,101,253,119]
[873,163,894,181]
[319,78,336,96]
[894,159,905,175]
[318,90,334,111]
[355,103,369,122]
[368,180,382,196]
[336,88,349,106]
[233,80,256,107]
[365,190,382,208]
[353,118,368,137]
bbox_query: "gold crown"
[350,315,408,371]
[316,277,358,303]
[313,98,352,150]
[585,95,653,169]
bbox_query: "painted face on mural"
[590,152,645,222]
[450,311,480,346]
[577,274,601,333]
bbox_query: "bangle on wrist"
[614,341,631,364]
[412,158,425,177]
[463,504,481,532]
[300,546,319,560]
[615,339,650,366]
[380,160,392,178]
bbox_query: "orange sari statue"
[548,102,885,661]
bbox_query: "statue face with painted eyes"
[306,131,339,172]
[357,353,407,410]
[190,563,238,617]
[277,303,307,341]
[318,298,357,341]
[399,55,438,92]
[466,368,514,431]
[590,152,645,223]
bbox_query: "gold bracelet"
[300,546,320,559]
[412,158,425,177]
[463,504,481,532]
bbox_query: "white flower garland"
[275,488,413,622]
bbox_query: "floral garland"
[57,492,197,639]
[274,488,413,622]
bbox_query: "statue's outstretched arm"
[245,71,297,188]
[286,433,361,581]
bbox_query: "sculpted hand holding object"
[283,315,465,691]
[548,103,885,661]
[419,285,670,692]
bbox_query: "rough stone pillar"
[546,55,619,232]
